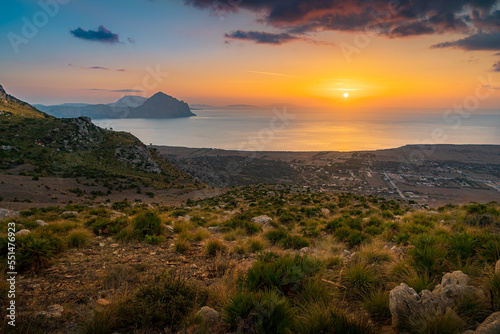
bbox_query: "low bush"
[117,272,207,331]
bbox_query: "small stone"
[321,208,330,215]
[36,220,48,227]
[110,243,119,248]
[15,229,30,236]
[165,225,174,233]
[99,243,105,247]
[208,226,220,232]
[37,304,63,318]
[96,299,111,306]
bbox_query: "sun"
[343,92,349,98]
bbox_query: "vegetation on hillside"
[1,185,499,333]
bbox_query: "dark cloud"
[185,0,500,38]
[224,30,299,44]
[390,21,435,37]
[493,60,500,72]
[432,32,500,50]
[88,66,109,70]
[70,25,120,43]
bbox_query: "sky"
[0,0,500,109]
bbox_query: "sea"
[92,107,500,152]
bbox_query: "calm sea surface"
[92,107,500,152]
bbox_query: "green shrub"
[145,234,165,245]
[344,262,378,294]
[132,211,163,239]
[206,239,227,257]
[408,309,465,334]
[67,228,92,248]
[242,255,322,296]
[294,304,375,334]
[248,237,266,253]
[174,238,190,254]
[18,235,56,270]
[479,237,500,263]
[447,232,477,261]
[223,290,294,334]
[296,279,333,305]
[80,308,117,334]
[362,290,391,322]
[86,216,127,236]
[117,272,207,331]
[453,294,491,329]
[264,229,310,249]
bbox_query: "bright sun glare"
[343,93,349,98]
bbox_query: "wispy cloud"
[68,63,126,72]
[70,25,120,44]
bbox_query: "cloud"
[85,89,144,92]
[88,66,109,70]
[390,21,435,37]
[68,63,126,71]
[70,25,120,43]
[432,32,500,50]
[185,0,500,38]
[224,30,299,44]
[493,60,500,72]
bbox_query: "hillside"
[0,85,201,206]
[0,84,50,119]
[1,185,500,333]
[35,92,195,119]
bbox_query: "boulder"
[433,271,477,309]
[321,208,330,215]
[389,271,482,332]
[36,220,48,227]
[0,208,18,220]
[251,215,273,226]
[15,229,31,236]
[208,226,220,233]
[475,312,500,334]
[195,306,220,325]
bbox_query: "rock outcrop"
[475,312,500,334]
[390,271,483,332]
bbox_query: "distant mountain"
[0,84,50,118]
[107,95,147,108]
[35,93,195,119]
[0,83,197,192]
